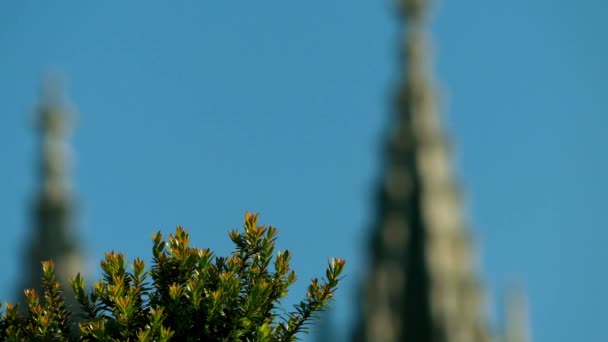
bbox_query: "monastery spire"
[19,74,82,309]
[355,0,489,341]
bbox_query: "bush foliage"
[0,212,345,341]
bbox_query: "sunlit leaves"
[0,212,345,341]
[0,260,71,341]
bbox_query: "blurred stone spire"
[354,0,489,341]
[503,287,530,342]
[19,73,82,309]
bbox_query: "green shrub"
[0,212,345,341]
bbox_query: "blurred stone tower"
[19,75,82,309]
[500,288,530,342]
[354,0,489,341]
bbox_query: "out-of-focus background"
[1,1,607,341]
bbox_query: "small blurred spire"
[19,72,83,316]
[504,286,530,342]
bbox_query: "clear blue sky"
[1,1,607,341]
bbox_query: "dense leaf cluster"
[0,213,345,341]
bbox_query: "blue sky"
[1,1,607,341]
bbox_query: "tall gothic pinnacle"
[19,74,82,310]
[355,0,489,341]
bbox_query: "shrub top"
[0,212,345,341]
